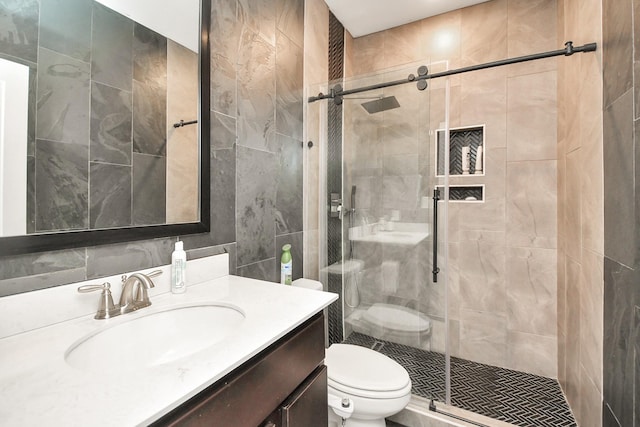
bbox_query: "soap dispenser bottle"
[280,244,292,285]
[171,240,187,294]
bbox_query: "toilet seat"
[325,344,411,399]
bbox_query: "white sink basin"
[65,303,245,374]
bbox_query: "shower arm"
[308,41,597,105]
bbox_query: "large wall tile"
[635,305,640,425]
[89,162,131,229]
[211,111,237,150]
[350,32,386,76]
[579,366,603,427]
[458,230,506,314]
[460,0,507,66]
[90,82,132,165]
[91,3,133,91]
[238,0,277,45]
[183,149,236,248]
[506,71,558,162]
[565,256,582,419]
[0,267,86,297]
[602,0,632,108]
[303,0,328,85]
[132,80,167,156]
[210,0,239,116]
[507,331,557,378]
[277,0,304,49]
[420,10,461,63]
[382,175,420,211]
[236,146,277,266]
[506,247,557,337]
[26,155,35,234]
[237,257,276,282]
[565,148,582,261]
[0,249,85,281]
[459,308,507,367]
[35,139,88,232]
[276,31,303,141]
[506,160,557,249]
[133,23,166,86]
[383,20,423,69]
[506,0,557,76]
[86,238,174,279]
[603,90,634,267]
[237,28,276,151]
[460,69,507,149]
[580,248,603,393]
[275,133,303,234]
[580,106,604,254]
[603,257,636,427]
[36,48,90,145]
[132,153,166,226]
[0,0,39,63]
[39,0,91,62]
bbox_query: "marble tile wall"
[303,0,329,280]
[600,0,640,424]
[342,0,559,378]
[0,0,308,295]
[557,0,605,425]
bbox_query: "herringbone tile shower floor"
[343,333,577,427]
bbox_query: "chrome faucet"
[119,270,162,314]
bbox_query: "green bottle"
[280,244,292,285]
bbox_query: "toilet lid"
[325,344,410,394]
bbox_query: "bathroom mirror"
[0,0,210,256]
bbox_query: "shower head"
[360,96,400,114]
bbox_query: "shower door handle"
[432,188,440,283]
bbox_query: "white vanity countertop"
[0,273,337,426]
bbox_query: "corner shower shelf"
[436,125,485,177]
[436,185,484,203]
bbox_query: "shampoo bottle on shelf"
[280,244,292,285]
[171,240,187,294]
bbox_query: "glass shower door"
[333,62,450,406]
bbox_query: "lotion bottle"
[171,240,187,294]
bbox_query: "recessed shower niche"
[436,125,485,177]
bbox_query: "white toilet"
[325,344,412,427]
[291,279,412,427]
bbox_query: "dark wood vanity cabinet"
[152,312,327,427]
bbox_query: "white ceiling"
[323,0,491,38]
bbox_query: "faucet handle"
[146,270,162,278]
[77,282,120,320]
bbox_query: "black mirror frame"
[0,0,211,257]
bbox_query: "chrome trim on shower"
[308,41,597,105]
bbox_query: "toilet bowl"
[348,303,432,350]
[325,344,412,427]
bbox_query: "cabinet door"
[281,365,328,427]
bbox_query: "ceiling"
[323,0,491,38]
